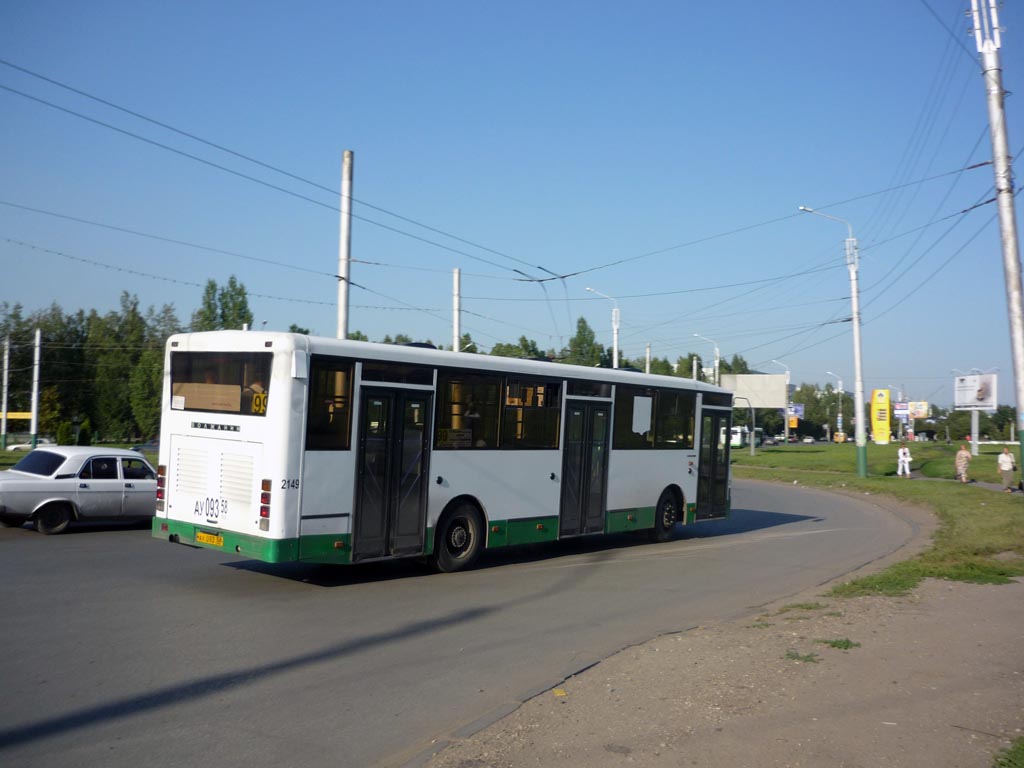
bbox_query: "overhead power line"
[0,57,555,278]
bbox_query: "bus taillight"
[156,464,166,510]
[259,479,271,522]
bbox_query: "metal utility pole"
[30,328,40,449]
[452,268,461,351]
[772,359,790,446]
[827,371,844,442]
[337,150,354,339]
[972,0,1024,469]
[645,343,651,374]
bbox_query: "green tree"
[458,333,478,353]
[191,280,220,331]
[190,276,253,331]
[38,385,63,436]
[130,348,164,439]
[490,336,543,359]
[561,318,604,367]
[88,293,147,440]
[346,330,368,341]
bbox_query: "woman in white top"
[997,447,1017,492]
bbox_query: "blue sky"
[2,0,1022,408]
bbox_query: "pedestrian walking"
[897,442,912,478]
[955,444,972,484]
[997,446,1017,493]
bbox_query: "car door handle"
[125,483,134,489]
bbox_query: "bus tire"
[34,503,72,535]
[431,502,484,573]
[649,489,678,543]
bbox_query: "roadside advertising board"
[908,401,930,419]
[953,374,997,411]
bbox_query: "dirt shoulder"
[423,495,1024,768]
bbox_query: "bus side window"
[436,372,500,449]
[306,357,353,450]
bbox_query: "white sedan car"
[6,438,55,452]
[0,446,157,534]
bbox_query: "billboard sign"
[908,401,930,419]
[788,403,805,419]
[954,374,997,411]
[871,389,891,444]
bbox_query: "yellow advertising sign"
[788,416,798,429]
[871,389,891,444]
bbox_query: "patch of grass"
[747,622,773,629]
[784,650,820,663]
[775,602,828,614]
[994,737,1024,768]
[824,611,844,617]
[815,638,861,650]
[734,442,1006,485]
[734,462,1024,596]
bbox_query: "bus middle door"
[353,388,431,561]
[559,400,610,536]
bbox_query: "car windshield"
[11,450,67,476]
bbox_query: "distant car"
[763,436,777,446]
[801,436,815,444]
[6,438,55,452]
[0,446,157,534]
[131,439,160,454]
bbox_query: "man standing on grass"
[897,442,912,478]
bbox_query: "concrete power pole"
[1,335,8,450]
[30,328,40,449]
[337,150,354,339]
[453,268,461,351]
[972,0,1024,469]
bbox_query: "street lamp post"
[826,371,843,443]
[586,287,619,369]
[887,383,906,440]
[693,333,720,385]
[799,206,868,477]
[771,359,790,445]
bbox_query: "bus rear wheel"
[431,503,483,573]
[649,489,678,543]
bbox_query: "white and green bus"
[151,331,732,571]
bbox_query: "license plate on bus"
[196,531,224,547]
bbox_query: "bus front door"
[559,401,610,536]
[696,409,731,519]
[353,389,431,561]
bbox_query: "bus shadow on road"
[224,508,818,587]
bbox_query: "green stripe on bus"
[502,516,559,546]
[152,518,300,563]
[605,506,656,533]
[297,533,354,564]
[685,503,697,525]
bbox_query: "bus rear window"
[170,352,273,416]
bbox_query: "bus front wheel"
[649,489,678,543]
[431,503,484,573]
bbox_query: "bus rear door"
[696,408,731,519]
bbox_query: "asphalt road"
[0,479,912,768]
